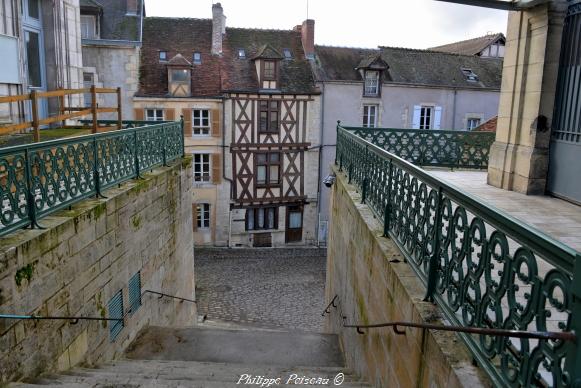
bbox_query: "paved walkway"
[429,170,581,252]
[195,248,327,332]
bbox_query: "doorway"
[285,205,303,243]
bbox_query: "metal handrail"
[342,321,577,342]
[0,314,122,324]
[143,290,196,304]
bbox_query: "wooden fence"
[0,86,122,142]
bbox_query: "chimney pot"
[301,19,315,59]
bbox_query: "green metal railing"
[343,125,495,168]
[335,123,581,388]
[0,120,184,237]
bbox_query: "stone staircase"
[11,324,371,387]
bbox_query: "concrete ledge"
[0,157,195,383]
[325,166,490,387]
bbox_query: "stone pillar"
[487,0,569,194]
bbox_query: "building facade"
[0,0,83,124]
[135,4,321,247]
[80,0,143,119]
[312,45,503,237]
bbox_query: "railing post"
[134,128,141,179]
[335,121,341,166]
[30,90,40,142]
[162,123,168,167]
[383,160,393,237]
[93,137,104,197]
[116,87,122,130]
[23,149,41,228]
[425,187,443,301]
[180,115,185,158]
[566,254,581,387]
[361,146,368,204]
[90,85,98,134]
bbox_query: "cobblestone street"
[195,248,327,332]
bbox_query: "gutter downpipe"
[316,81,325,247]
[139,0,144,43]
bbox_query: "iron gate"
[548,0,581,204]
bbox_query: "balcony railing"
[0,120,184,237]
[343,125,495,169]
[335,123,581,388]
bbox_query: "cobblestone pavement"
[195,248,327,332]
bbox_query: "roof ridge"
[144,16,211,22]
[226,26,296,33]
[430,32,505,49]
[378,45,493,58]
[315,44,378,51]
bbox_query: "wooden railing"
[0,86,122,142]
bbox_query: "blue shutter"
[434,106,443,130]
[128,272,142,315]
[412,106,421,129]
[108,290,124,342]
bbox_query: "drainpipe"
[221,94,233,247]
[452,88,458,130]
[139,0,144,42]
[316,82,325,246]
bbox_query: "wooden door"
[285,205,303,243]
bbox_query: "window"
[246,207,278,230]
[363,105,378,128]
[263,60,276,80]
[364,71,379,96]
[27,0,40,19]
[159,51,167,61]
[146,109,164,121]
[197,203,210,228]
[259,100,279,133]
[83,72,94,107]
[80,15,97,39]
[467,118,481,130]
[238,49,246,59]
[170,69,189,82]
[193,52,201,65]
[192,109,210,135]
[420,106,433,129]
[24,30,42,88]
[461,68,479,82]
[193,154,211,182]
[283,48,292,59]
[255,152,280,186]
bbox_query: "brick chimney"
[127,0,138,15]
[301,19,315,59]
[212,3,226,55]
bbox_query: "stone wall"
[0,158,195,383]
[325,167,489,387]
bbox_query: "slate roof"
[252,44,284,60]
[81,0,143,41]
[313,45,502,90]
[138,18,319,97]
[429,33,505,56]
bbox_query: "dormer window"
[283,48,292,59]
[193,52,202,65]
[461,68,479,82]
[81,15,99,39]
[238,49,246,59]
[167,53,192,96]
[364,71,380,96]
[263,61,276,80]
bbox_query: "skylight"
[238,49,246,59]
[283,48,292,59]
[461,68,479,82]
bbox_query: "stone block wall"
[325,167,489,388]
[0,158,195,383]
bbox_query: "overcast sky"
[144,0,508,49]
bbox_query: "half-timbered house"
[135,3,321,247]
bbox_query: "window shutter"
[211,109,220,137]
[165,108,175,121]
[412,106,421,129]
[211,153,221,184]
[192,203,198,232]
[434,106,442,130]
[134,108,144,121]
[182,108,192,137]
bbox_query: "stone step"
[125,326,345,368]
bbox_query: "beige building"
[0,0,84,124]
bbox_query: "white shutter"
[434,106,442,130]
[412,105,421,129]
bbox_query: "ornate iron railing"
[0,120,184,237]
[342,125,495,169]
[335,123,581,388]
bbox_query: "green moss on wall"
[131,215,142,230]
[14,261,38,287]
